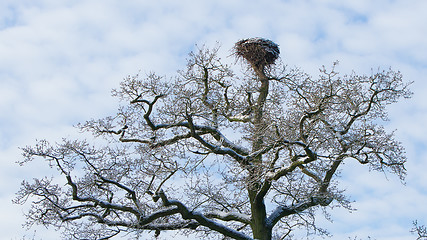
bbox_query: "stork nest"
[234,38,280,69]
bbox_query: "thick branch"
[157,190,253,240]
[267,154,316,182]
[299,107,323,142]
[139,221,199,231]
[97,175,143,214]
[114,113,250,160]
[319,157,344,193]
[209,130,250,156]
[256,143,317,201]
[135,94,166,131]
[138,206,181,226]
[299,165,322,183]
[205,210,251,225]
[254,78,269,125]
[61,210,200,231]
[66,175,141,217]
[266,195,332,229]
[186,114,251,168]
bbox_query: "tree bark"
[249,190,272,240]
[249,67,272,240]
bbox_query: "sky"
[1,0,427,239]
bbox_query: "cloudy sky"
[1,0,427,239]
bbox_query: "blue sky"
[1,0,427,239]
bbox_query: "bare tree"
[15,38,412,240]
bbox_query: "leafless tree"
[15,38,412,240]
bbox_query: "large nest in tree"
[234,38,280,69]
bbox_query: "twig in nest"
[233,37,280,70]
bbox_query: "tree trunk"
[249,189,272,240]
[249,68,272,240]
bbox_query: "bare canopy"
[16,38,411,240]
